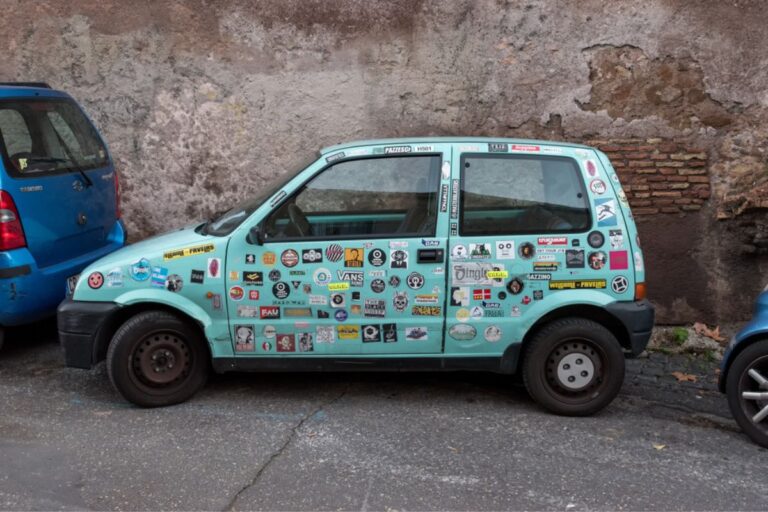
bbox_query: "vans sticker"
[234,325,255,352]
[595,198,617,227]
[130,258,152,281]
[495,241,515,259]
[163,243,215,261]
[337,270,364,287]
[549,280,607,290]
[609,251,629,270]
[588,251,607,270]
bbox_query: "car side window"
[264,155,441,240]
[460,154,591,236]
[0,109,32,159]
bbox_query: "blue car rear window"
[0,98,109,178]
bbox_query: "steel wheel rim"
[544,338,607,404]
[738,354,768,432]
[129,330,192,392]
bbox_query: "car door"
[224,143,451,356]
[445,142,593,355]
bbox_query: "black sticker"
[389,276,401,288]
[190,270,204,284]
[498,291,507,300]
[368,248,386,267]
[273,281,290,299]
[488,143,508,153]
[390,250,408,269]
[362,324,382,342]
[571,239,581,247]
[351,291,361,301]
[243,271,263,286]
[507,278,524,295]
[450,179,459,219]
[245,254,256,264]
[588,231,605,248]
[439,184,449,212]
[383,323,398,343]
[533,290,544,300]
[317,310,329,319]
[519,242,535,259]
[371,279,386,293]
[406,272,425,290]
[566,249,585,268]
[384,146,412,154]
[291,280,301,289]
[268,269,281,282]
[301,249,323,264]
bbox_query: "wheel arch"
[511,304,631,373]
[92,301,212,366]
[719,332,768,392]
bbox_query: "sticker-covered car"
[58,138,654,412]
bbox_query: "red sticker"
[87,272,104,289]
[249,290,260,300]
[609,251,629,270]
[537,236,567,246]
[229,286,244,301]
[281,249,299,268]
[276,333,296,352]
[511,144,540,152]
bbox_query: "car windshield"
[0,98,109,176]
[202,156,315,236]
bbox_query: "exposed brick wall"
[587,139,710,215]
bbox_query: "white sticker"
[495,241,515,260]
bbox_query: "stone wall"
[1,0,767,323]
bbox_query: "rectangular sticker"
[549,280,607,290]
[163,243,215,261]
[450,179,459,219]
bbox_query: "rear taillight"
[635,282,647,301]
[0,190,26,250]
[114,171,121,219]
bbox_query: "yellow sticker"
[18,158,27,170]
[486,270,509,279]
[328,282,350,291]
[229,271,239,281]
[456,308,470,322]
[337,325,360,339]
[163,243,215,261]
[549,280,607,290]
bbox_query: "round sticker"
[166,274,183,292]
[406,272,425,289]
[498,291,507,300]
[590,179,606,195]
[229,286,244,301]
[326,244,343,262]
[484,325,502,343]
[281,249,299,267]
[368,248,386,267]
[389,276,401,288]
[273,281,290,299]
[612,275,629,294]
[518,242,535,259]
[371,279,386,293]
[334,309,348,322]
[130,259,151,281]
[87,272,104,289]
[507,278,524,295]
[263,325,276,338]
[262,252,276,265]
[313,268,331,286]
[268,269,282,282]
[451,245,468,259]
[261,341,272,351]
[587,231,605,248]
[449,324,477,341]
[456,308,470,323]
[588,251,607,270]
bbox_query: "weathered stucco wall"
[1,0,767,323]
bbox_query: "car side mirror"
[246,225,263,245]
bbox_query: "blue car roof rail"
[0,82,51,88]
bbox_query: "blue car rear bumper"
[0,221,125,327]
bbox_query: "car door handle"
[417,248,444,264]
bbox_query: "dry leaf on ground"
[671,371,697,383]
[653,443,667,451]
[693,322,726,343]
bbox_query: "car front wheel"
[726,340,768,448]
[522,317,625,416]
[106,310,209,407]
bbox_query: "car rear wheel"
[725,340,768,448]
[522,317,625,416]
[106,310,209,407]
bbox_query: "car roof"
[320,137,593,155]
[0,84,69,99]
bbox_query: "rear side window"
[0,99,109,177]
[460,154,591,236]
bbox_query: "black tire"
[106,310,209,407]
[725,340,768,448]
[522,317,625,416]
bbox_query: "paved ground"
[0,322,765,511]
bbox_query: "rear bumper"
[57,297,121,369]
[0,221,124,327]
[606,299,655,356]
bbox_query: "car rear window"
[460,153,591,235]
[0,98,109,177]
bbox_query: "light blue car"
[58,138,654,411]
[720,289,768,447]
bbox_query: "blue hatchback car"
[0,82,125,348]
[720,288,768,448]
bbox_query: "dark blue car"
[720,289,768,447]
[0,83,125,348]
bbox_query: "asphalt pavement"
[0,322,765,511]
